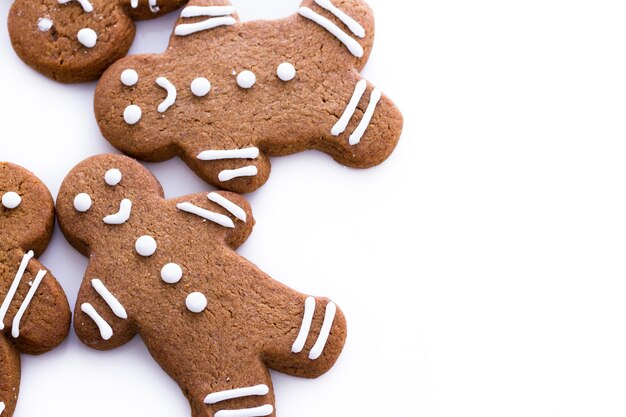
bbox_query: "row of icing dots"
[332,80,382,145]
[174,5,237,36]
[298,0,366,58]
[292,298,337,360]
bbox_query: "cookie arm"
[74,261,136,351]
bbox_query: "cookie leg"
[0,335,20,417]
[184,149,272,194]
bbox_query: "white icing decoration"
[74,193,92,212]
[214,405,274,417]
[0,251,34,330]
[349,88,382,145]
[331,79,366,136]
[185,292,207,313]
[91,279,128,319]
[277,62,296,82]
[161,263,183,284]
[12,270,47,338]
[292,297,316,353]
[38,17,53,32]
[149,0,159,13]
[177,202,235,228]
[103,199,132,225]
[191,78,211,97]
[130,0,138,8]
[58,0,93,13]
[175,16,236,36]
[218,166,258,182]
[77,28,98,48]
[208,193,246,222]
[121,69,138,87]
[135,235,157,257]
[197,147,259,161]
[308,302,336,360]
[124,104,142,125]
[2,192,21,209]
[298,7,363,58]
[105,168,122,186]
[204,384,269,404]
[180,5,235,17]
[0,402,4,415]
[237,71,256,89]
[81,303,113,340]
[314,0,365,38]
[156,77,177,113]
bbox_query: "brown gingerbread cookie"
[8,0,188,83]
[0,163,71,417]
[56,154,347,417]
[94,0,403,193]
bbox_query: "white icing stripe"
[130,0,138,8]
[156,77,177,113]
[208,193,246,222]
[214,405,274,417]
[58,0,93,12]
[177,202,235,229]
[314,0,365,38]
[331,79,367,136]
[181,5,235,17]
[308,302,337,360]
[81,303,113,340]
[103,198,132,225]
[175,16,236,36]
[298,7,363,58]
[218,166,258,182]
[12,270,47,338]
[349,88,382,145]
[0,402,4,415]
[0,251,34,330]
[292,297,316,353]
[149,0,159,12]
[91,279,128,319]
[197,147,259,161]
[204,384,269,404]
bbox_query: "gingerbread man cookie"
[8,0,188,83]
[94,0,404,193]
[56,154,347,417]
[0,163,71,417]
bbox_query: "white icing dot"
[104,169,122,186]
[135,235,157,257]
[38,17,53,32]
[191,78,211,97]
[2,192,21,209]
[74,193,92,212]
[237,70,256,89]
[77,28,97,48]
[186,292,207,313]
[123,105,142,125]
[121,69,138,86]
[161,263,183,284]
[277,62,296,81]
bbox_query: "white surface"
[2,0,626,416]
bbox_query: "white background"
[1,0,626,416]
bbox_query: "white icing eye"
[237,71,256,89]
[135,235,157,257]
[74,193,92,212]
[121,69,138,87]
[277,62,296,82]
[191,78,211,97]
[2,192,21,209]
[124,105,142,125]
[77,28,97,48]
[161,263,183,284]
[104,169,122,186]
[186,292,207,313]
[38,17,53,32]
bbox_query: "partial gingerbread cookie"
[8,0,188,83]
[0,163,71,417]
[94,0,403,193]
[57,154,347,417]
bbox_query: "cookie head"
[8,0,187,83]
